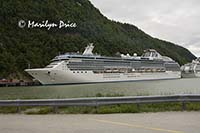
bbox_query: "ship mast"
[83,43,94,56]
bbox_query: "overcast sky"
[90,0,200,57]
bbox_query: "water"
[0,78,200,100]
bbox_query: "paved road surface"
[0,112,200,133]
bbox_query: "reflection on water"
[0,78,200,99]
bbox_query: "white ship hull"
[25,44,182,85]
[25,68,181,85]
[181,72,200,78]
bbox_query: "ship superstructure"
[181,58,200,78]
[25,43,181,85]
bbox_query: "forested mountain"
[0,0,196,79]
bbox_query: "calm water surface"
[0,78,199,99]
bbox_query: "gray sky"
[90,0,200,57]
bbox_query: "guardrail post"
[182,101,186,111]
[17,106,21,113]
[17,99,21,113]
[95,97,98,113]
[136,103,140,111]
[53,106,58,114]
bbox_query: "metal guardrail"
[0,94,200,108]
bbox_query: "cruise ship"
[181,57,200,78]
[25,43,181,85]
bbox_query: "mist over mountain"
[0,0,196,79]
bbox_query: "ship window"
[73,71,75,73]
[85,71,87,73]
[77,71,79,73]
[81,71,83,73]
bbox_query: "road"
[0,112,200,133]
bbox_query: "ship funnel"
[83,43,94,56]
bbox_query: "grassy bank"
[0,102,200,114]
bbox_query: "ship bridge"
[142,49,162,60]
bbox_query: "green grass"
[24,107,53,114]
[0,102,200,114]
[96,103,184,114]
[95,93,124,97]
[186,102,200,111]
[59,106,97,114]
[0,107,19,114]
